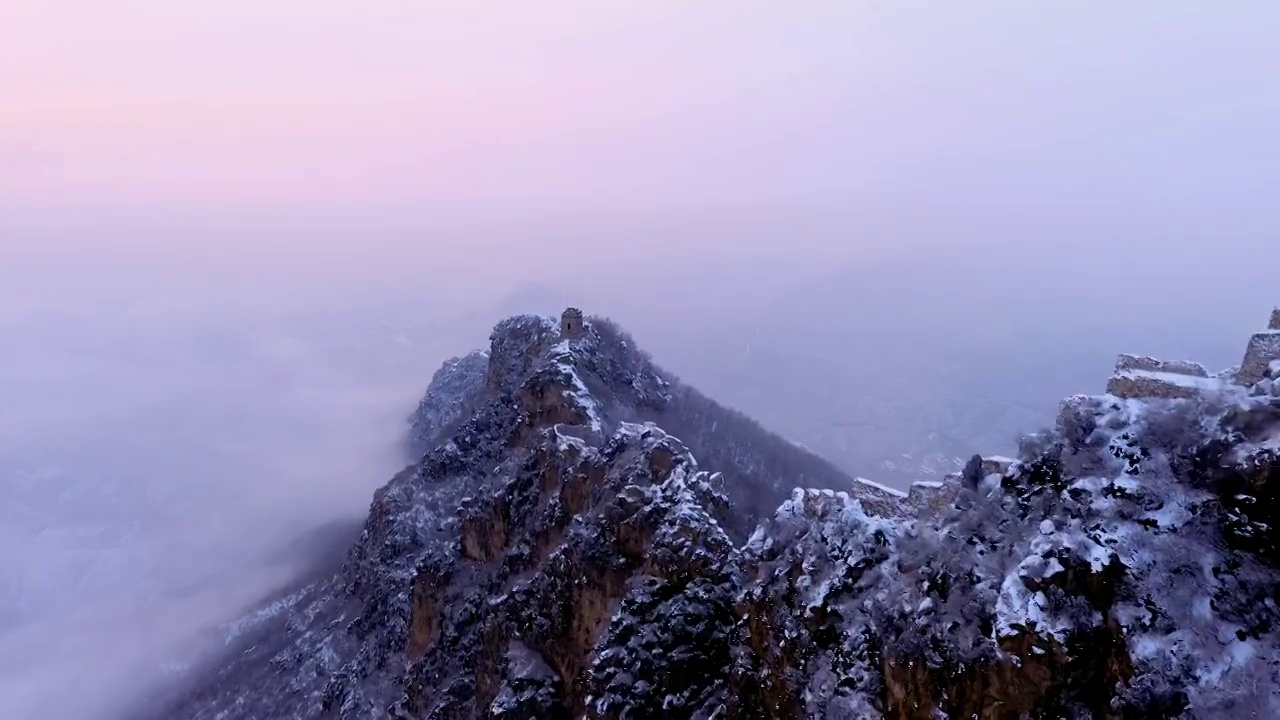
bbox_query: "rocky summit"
[158,309,1280,719]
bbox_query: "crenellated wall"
[1101,308,1280,398]
[1114,353,1208,378]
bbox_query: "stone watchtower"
[560,307,584,339]
[1236,307,1280,386]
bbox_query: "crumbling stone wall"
[1106,353,1217,400]
[1107,372,1206,400]
[1115,353,1208,378]
[1237,331,1280,387]
[907,479,958,514]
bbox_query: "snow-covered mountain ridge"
[157,308,1280,719]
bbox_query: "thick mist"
[5,1,1280,718]
[0,267,443,718]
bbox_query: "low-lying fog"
[0,260,442,719]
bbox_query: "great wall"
[845,307,1280,517]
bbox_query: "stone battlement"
[817,308,1280,519]
[1114,353,1208,378]
[1106,370,1219,400]
[848,477,910,517]
[1105,307,1280,399]
[903,455,1013,515]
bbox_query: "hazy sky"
[6,2,1278,256]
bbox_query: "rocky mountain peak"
[159,308,1280,720]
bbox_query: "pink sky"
[6,1,1276,213]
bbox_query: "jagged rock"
[960,452,986,488]
[159,308,1280,720]
[391,422,741,719]
[407,350,489,457]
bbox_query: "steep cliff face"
[161,311,1280,720]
